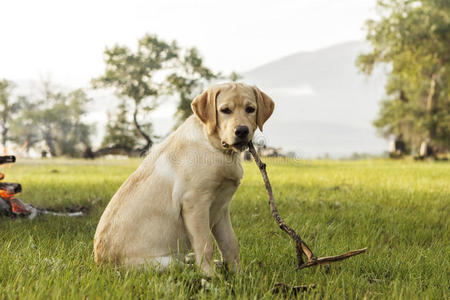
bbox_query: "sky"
[0,0,381,152]
[0,0,377,87]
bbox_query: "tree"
[101,99,139,151]
[167,48,219,126]
[0,79,21,149]
[9,96,40,152]
[167,50,241,126]
[55,89,93,157]
[357,0,450,153]
[228,71,242,82]
[92,34,179,151]
[11,81,93,157]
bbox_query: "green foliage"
[228,71,242,82]
[57,89,93,156]
[92,34,180,149]
[0,159,448,298]
[93,34,223,144]
[167,47,219,126]
[0,79,22,147]
[101,99,139,150]
[93,35,178,106]
[9,96,41,151]
[11,82,93,157]
[357,0,450,152]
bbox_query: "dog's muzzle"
[222,141,249,152]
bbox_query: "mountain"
[11,41,389,158]
[242,40,388,158]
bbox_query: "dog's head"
[191,82,274,152]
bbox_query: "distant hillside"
[11,41,389,158]
[243,40,388,157]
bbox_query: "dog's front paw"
[215,259,240,273]
[201,262,214,277]
[214,259,223,268]
[185,252,196,265]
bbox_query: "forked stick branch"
[247,142,366,269]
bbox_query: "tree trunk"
[425,72,439,149]
[426,73,437,113]
[1,126,7,150]
[133,107,153,152]
[43,129,57,157]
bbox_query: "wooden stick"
[247,142,367,270]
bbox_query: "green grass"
[0,158,449,299]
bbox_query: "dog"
[93,82,274,276]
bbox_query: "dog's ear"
[191,87,220,134]
[252,86,275,131]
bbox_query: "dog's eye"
[245,106,255,113]
[220,108,232,114]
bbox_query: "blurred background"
[0,0,448,159]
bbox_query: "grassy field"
[0,158,448,299]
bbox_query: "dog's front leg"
[182,199,214,276]
[212,208,240,272]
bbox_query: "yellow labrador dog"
[94,82,274,276]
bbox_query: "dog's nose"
[235,126,249,139]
